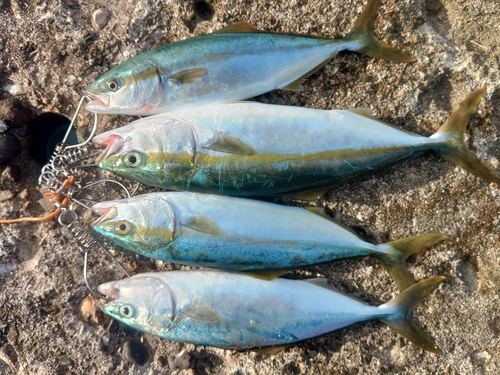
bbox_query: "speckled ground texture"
[0,0,499,374]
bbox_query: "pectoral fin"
[182,216,225,235]
[216,22,260,33]
[168,68,207,87]
[183,304,220,322]
[204,133,256,155]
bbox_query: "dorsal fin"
[216,22,260,33]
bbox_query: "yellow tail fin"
[345,0,415,62]
[380,276,445,353]
[432,87,500,184]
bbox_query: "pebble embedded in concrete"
[92,9,111,30]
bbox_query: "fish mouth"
[93,134,124,163]
[91,205,118,226]
[97,281,120,303]
[85,93,110,111]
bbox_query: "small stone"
[19,188,29,200]
[92,9,111,29]
[79,296,104,326]
[122,340,150,366]
[0,190,14,202]
[0,120,7,132]
[472,351,491,361]
[1,165,22,182]
[168,349,191,370]
[112,23,127,36]
[0,132,21,165]
[58,355,73,366]
[7,327,18,346]
[7,236,18,246]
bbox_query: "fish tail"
[431,87,500,184]
[379,276,445,353]
[374,234,447,291]
[344,0,415,62]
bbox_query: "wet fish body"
[92,191,446,290]
[98,271,443,353]
[93,89,499,198]
[85,0,413,115]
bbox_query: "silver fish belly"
[98,270,444,353]
[93,89,499,197]
[91,191,446,291]
[84,0,413,115]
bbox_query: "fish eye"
[106,80,119,91]
[124,152,142,167]
[115,221,131,235]
[119,304,136,318]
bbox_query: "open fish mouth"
[97,281,120,302]
[91,204,118,226]
[85,93,110,111]
[93,134,124,163]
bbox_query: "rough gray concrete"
[0,0,499,374]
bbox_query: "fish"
[93,88,499,199]
[98,270,444,353]
[85,0,414,116]
[91,191,446,291]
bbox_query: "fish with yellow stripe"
[93,88,499,199]
[85,0,414,115]
[91,191,447,291]
[98,271,445,353]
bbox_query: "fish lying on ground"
[93,88,499,199]
[85,0,413,115]
[91,191,446,291]
[98,270,444,353]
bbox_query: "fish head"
[85,64,162,116]
[98,274,177,336]
[91,195,177,258]
[93,118,196,188]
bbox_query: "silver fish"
[85,0,413,115]
[91,191,446,291]
[98,271,444,353]
[93,88,499,198]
